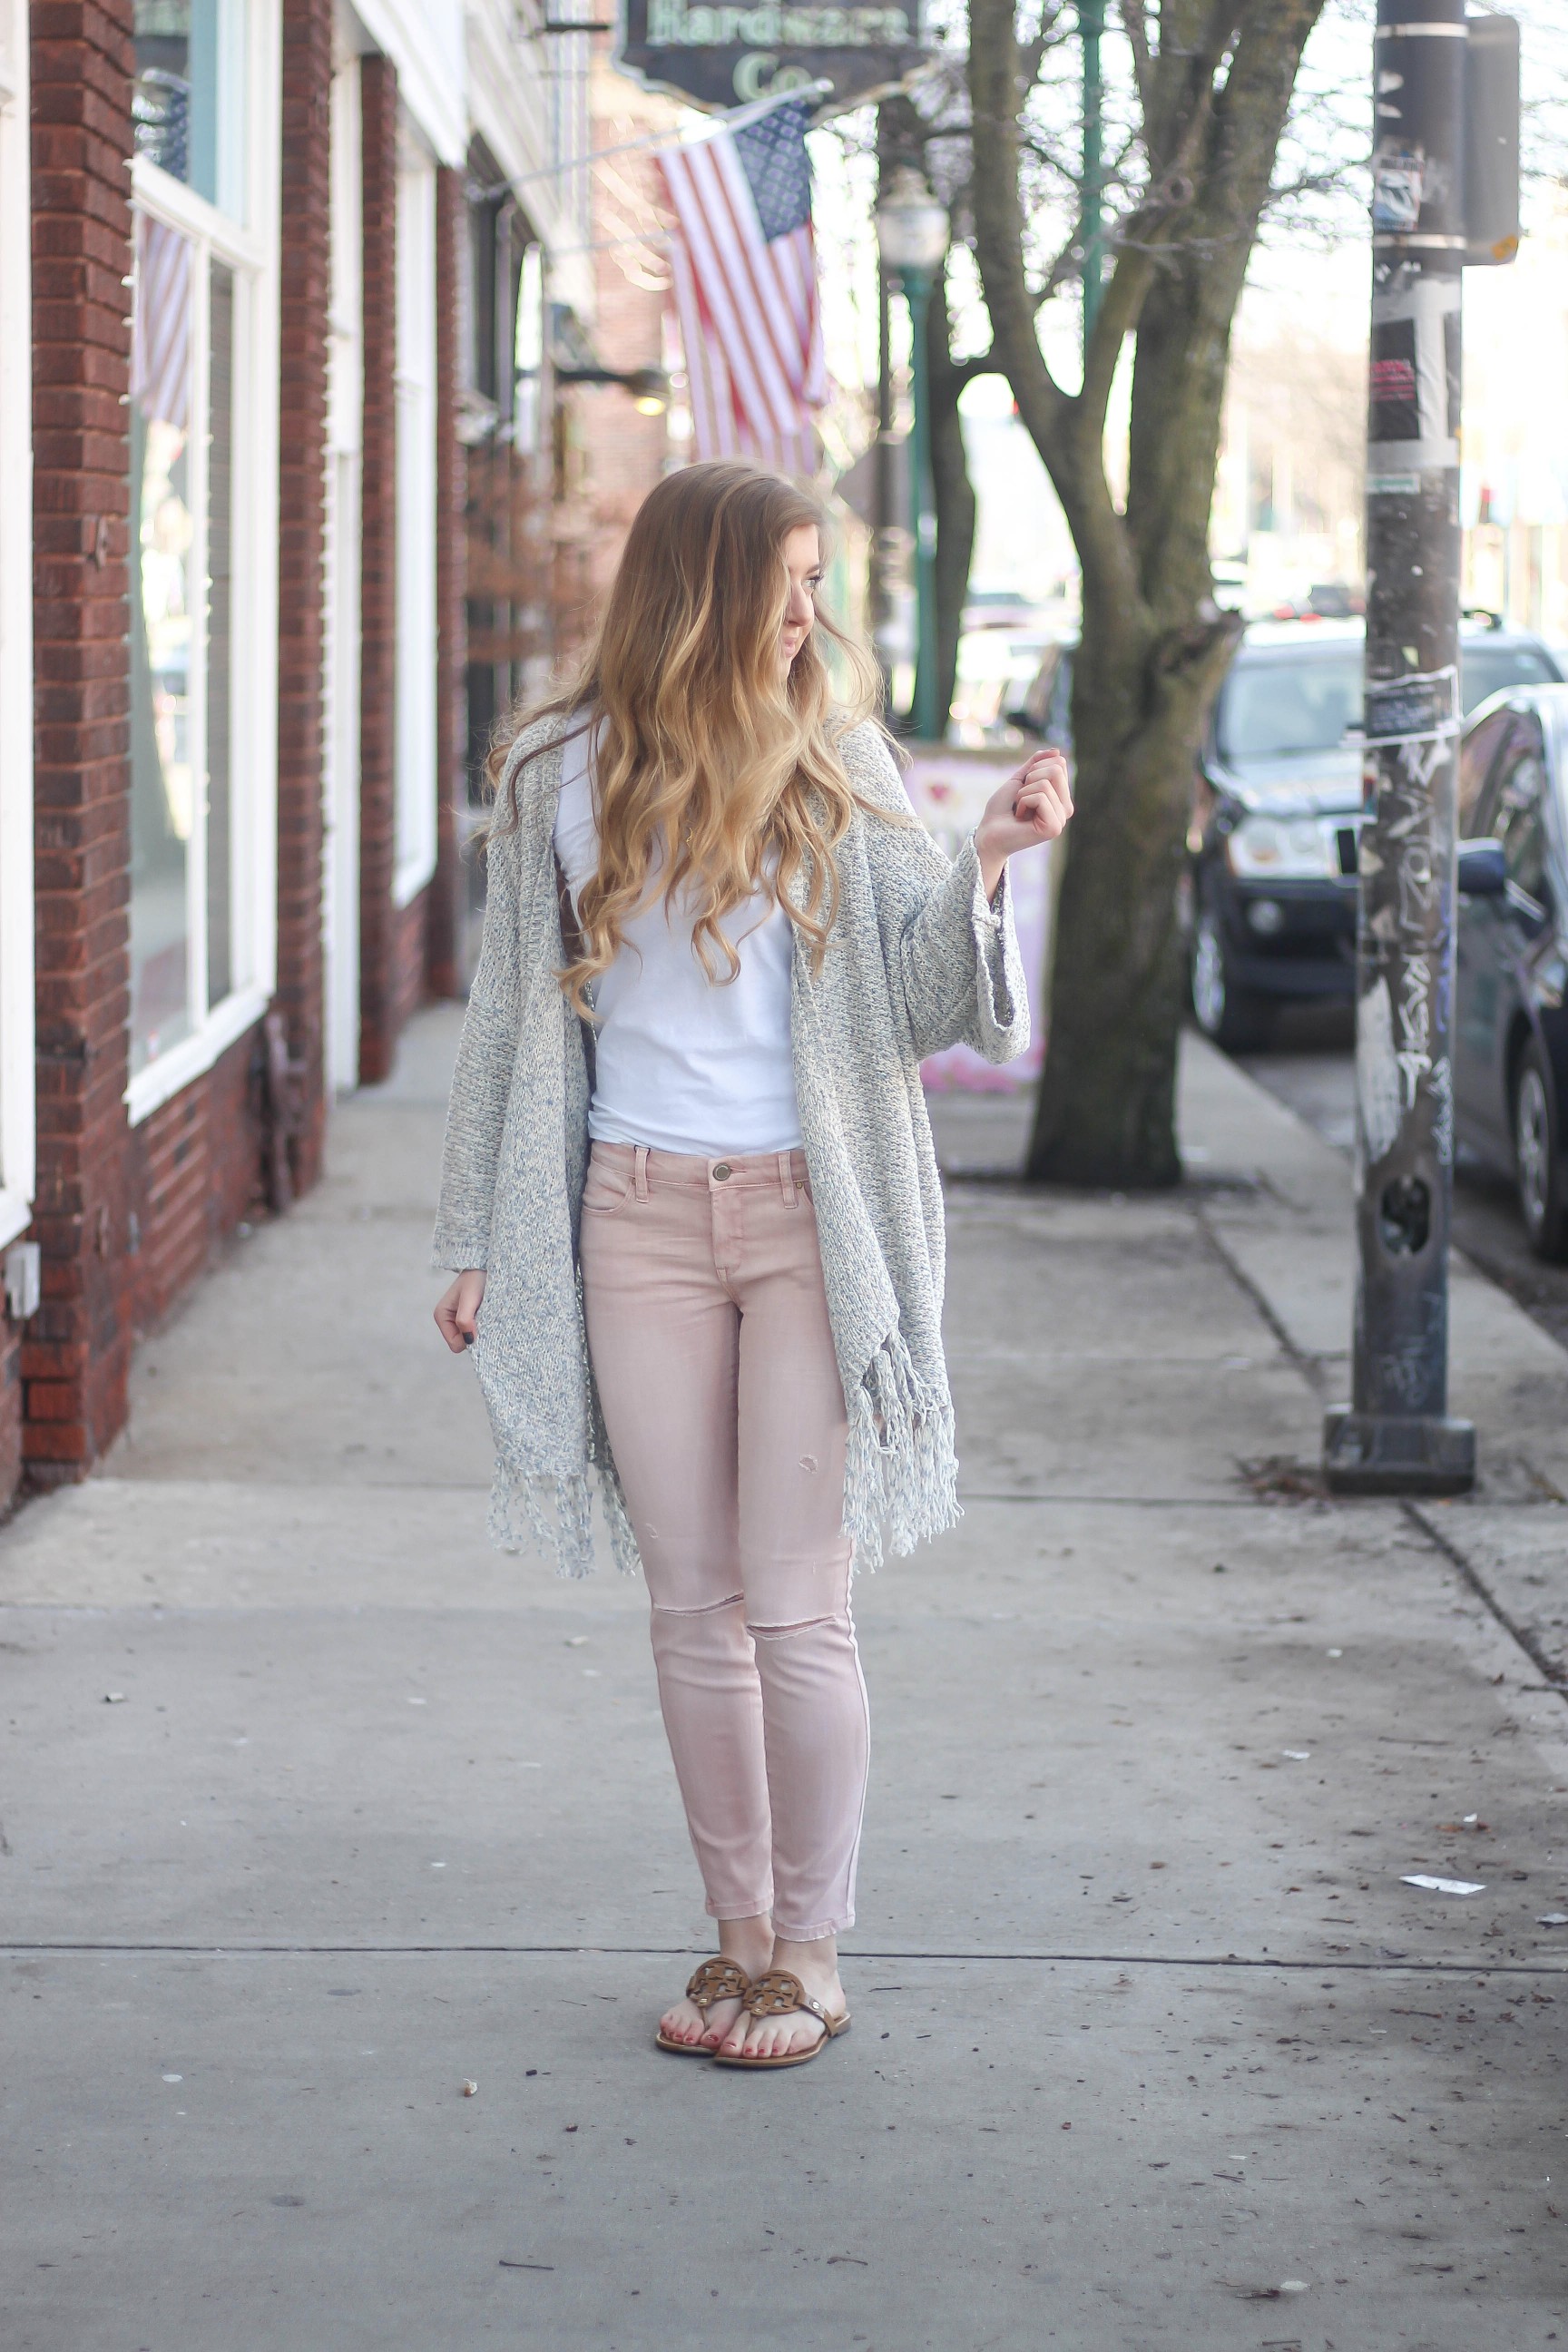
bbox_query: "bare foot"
[658,1917,773,2051]
[717,1933,847,2063]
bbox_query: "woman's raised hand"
[975,748,1073,903]
[435,1269,486,1354]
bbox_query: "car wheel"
[1514,1039,1568,1261]
[1191,910,1272,1053]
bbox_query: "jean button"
[711,1161,732,1182]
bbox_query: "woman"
[432,461,1071,2069]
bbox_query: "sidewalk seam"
[7,1943,1564,1975]
[1188,1197,1329,1399]
[1402,1496,1568,1703]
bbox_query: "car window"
[1020,645,1060,730]
[1047,650,1073,748]
[1216,655,1362,761]
[1479,717,1552,902]
[1458,708,1514,835]
[1460,642,1561,713]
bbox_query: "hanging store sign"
[616,0,926,113]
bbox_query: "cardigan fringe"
[843,1328,962,1569]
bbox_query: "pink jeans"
[579,1140,868,1941]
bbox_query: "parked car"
[961,589,1049,632]
[949,625,1060,746]
[1007,616,1566,1059]
[1453,685,1568,1259]
[1185,618,1563,1050]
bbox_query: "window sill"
[393,848,436,910]
[0,1188,34,1254]
[124,985,271,1128]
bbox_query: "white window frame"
[0,0,36,1249]
[323,43,364,1093]
[125,0,280,1127]
[393,124,438,910]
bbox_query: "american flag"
[131,211,192,432]
[659,95,828,476]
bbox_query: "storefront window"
[128,0,279,1112]
[206,260,234,1007]
[395,142,438,905]
[515,243,543,456]
[0,0,40,1243]
[132,1,241,215]
[130,212,196,1072]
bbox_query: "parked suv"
[1186,618,1563,1049]
[1453,685,1568,1259]
[1006,615,1564,1052]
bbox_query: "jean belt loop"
[633,1145,650,1202]
[779,1150,797,1208]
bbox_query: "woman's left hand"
[975,748,1073,903]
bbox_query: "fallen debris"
[1402,1875,1485,1896]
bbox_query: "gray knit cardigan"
[431,710,1030,1576]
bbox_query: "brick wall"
[392,888,431,1042]
[426,162,466,1002]
[24,3,275,1499]
[357,53,398,1084]
[27,0,137,1485]
[558,61,675,635]
[577,142,672,608]
[275,0,334,1189]
[128,1034,264,1335]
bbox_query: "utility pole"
[1323,0,1477,1494]
[1080,0,1104,352]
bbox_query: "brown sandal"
[654,1957,752,2054]
[710,1969,852,2070]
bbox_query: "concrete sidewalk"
[4,1009,1567,2351]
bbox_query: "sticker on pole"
[1364,667,1459,744]
[1372,144,1424,233]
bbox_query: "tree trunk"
[926,274,975,737]
[966,0,1323,1188]
[1024,601,1233,1185]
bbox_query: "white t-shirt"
[552,720,804,1157]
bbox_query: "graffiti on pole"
[1355,663,1460,1186]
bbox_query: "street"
[5,1009,1567,2348]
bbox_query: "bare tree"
[967,0,1328,1185]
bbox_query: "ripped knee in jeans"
[650,1592,745,1619]
[747,1612,844,1642]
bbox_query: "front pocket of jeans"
[583,1161,634,1214]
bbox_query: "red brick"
[426,163,466,1003]
[358,52,399,1084]
[270,0,333,1191]
[23,0,136,1501]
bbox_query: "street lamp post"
[875,169,948,742]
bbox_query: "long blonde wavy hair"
[488,460,884,1017]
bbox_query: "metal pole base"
[1321,1407,1477,1496]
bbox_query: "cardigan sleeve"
[430,782,525,1272]
[844,723,1031,1067]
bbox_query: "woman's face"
[778,525,822,679]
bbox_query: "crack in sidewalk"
[5,1942,1565,1975]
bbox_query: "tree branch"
[966,0,1141,618]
